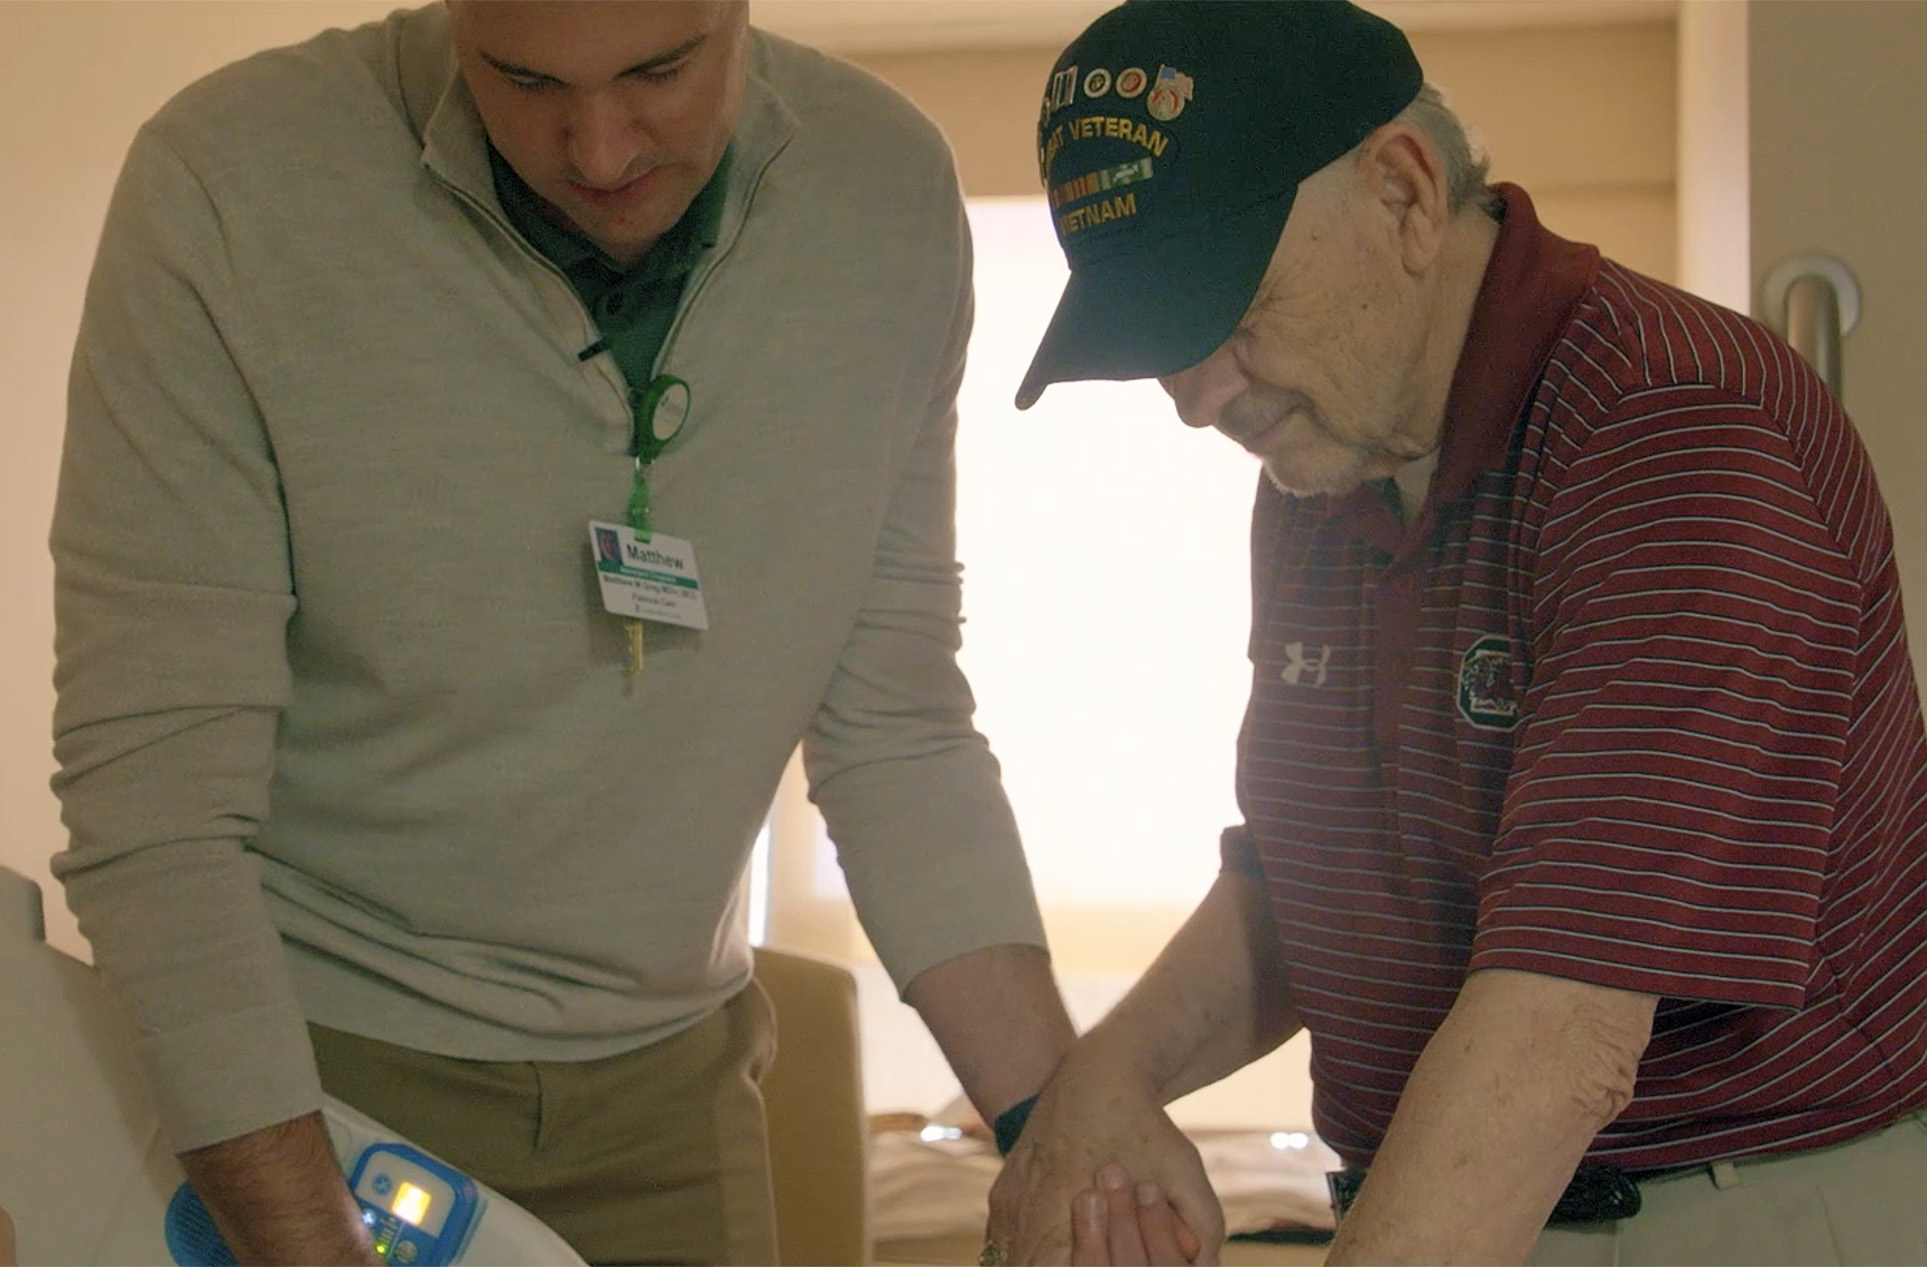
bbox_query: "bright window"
[951,197,1260,910]
[770,198,1314,1128]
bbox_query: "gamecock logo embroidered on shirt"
[1456,634,1519,731]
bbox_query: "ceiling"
[752,0,1679,55]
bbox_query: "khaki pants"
[310,983,778,1266]
[1531,1111,1927,1266]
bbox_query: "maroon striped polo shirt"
[1224,185,1927,1171]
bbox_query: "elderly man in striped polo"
[988,3,1927,1264]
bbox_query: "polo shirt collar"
[1430,184,1600,512]
[488,143,733,283]
[1327,183,1600,554]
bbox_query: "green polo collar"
[489,145,734,287]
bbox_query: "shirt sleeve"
[801,157,1048,994]
[1472,389,1861,1010]
[49,123,319,1151]
[1219,826,1264,879]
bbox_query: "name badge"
[589,521,709,630]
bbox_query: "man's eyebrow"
[479,34,708,85]
[480,51,563,83]
[617,33,709,77]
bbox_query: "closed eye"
[503,72,560,93]
[481,53,564,93]
[624,60,688,85]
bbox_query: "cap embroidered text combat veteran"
[1015,1,1423,410]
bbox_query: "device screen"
[391,1182,433,1226]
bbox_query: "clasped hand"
[984,1058,1222,1265]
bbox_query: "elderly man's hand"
[985,1051,1222,1265]
[1068,1167,1204,1265]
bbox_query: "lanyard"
[615,374,692,678]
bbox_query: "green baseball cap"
[1015,0,1423,409]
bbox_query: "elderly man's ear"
[1357,122,1452,275]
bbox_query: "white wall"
[1747,1,1927,648]
[857,18,1679,277]
[1675,0,1749,312]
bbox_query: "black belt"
[1327,1164,1643,1226]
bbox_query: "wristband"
[992,1094,1040,1156]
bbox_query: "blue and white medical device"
[0,867,585,1266]
[343,1140,485,1265]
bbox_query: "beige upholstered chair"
[754,946,872,1265]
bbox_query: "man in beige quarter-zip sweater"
[50,3,1076,1261]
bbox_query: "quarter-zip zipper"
[432,177,604,356]
[648,133,790,378]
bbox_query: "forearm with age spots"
[1326,968,1657,1266]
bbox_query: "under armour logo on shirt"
[1281,642,1331,687]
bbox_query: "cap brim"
[1015,191,1295,410]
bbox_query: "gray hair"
[1390,84,1495,214]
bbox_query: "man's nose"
[1157,346,1245,430]
[566,93,640,188]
